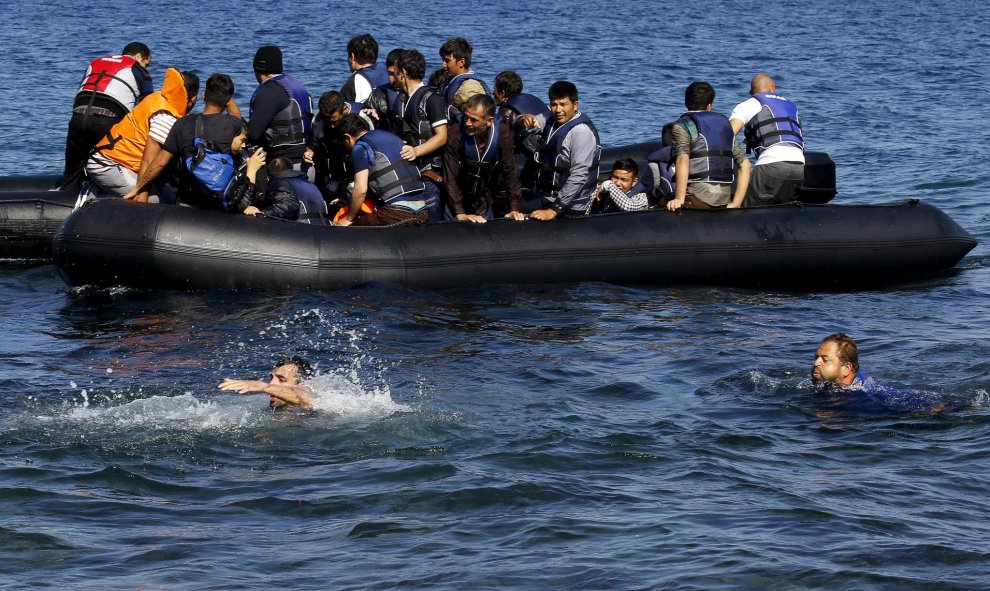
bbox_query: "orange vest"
[94,67,189,172]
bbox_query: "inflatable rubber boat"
[53,197,975,292]
[0,176,75,260]
[0,143,836,262]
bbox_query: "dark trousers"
[63,112,119,188]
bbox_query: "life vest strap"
[376,175,425,198]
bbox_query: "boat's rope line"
[53,234,975,272]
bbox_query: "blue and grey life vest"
[441,72,491,107]
[458,113,504,195]
[645,146,675,205]
[502,92,551,157]
[743,92,804,156]
[357,130,427,205]
[356,62,389,90]
[678,111,735,184]
[271,171,329,225]
[401,86,443,171]
[501,92,551,121]
[250,74,313,150]
[536,113,601,196]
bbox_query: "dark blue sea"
[2,1,989,589]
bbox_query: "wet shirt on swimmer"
[818,371,945,414]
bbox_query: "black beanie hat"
[253,45,283,74]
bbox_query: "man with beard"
[442,94,523,222]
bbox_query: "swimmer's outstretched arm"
[218,378,313,409]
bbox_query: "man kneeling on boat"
[334,113,429,226]
[219,357,314,410]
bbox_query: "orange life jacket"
[93,67,189,172]
[332,201,375,223]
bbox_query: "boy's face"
[610,168,637,193]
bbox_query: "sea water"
[1,1,989,589]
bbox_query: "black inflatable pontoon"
[53,198,975,292]
[0,174,75,260]
[0,145,836,262]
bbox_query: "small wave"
[304,372,410,418]
[49,393,257,431]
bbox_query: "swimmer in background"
[811,333,944,413]
[219,357,314,409]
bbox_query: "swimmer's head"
[812,333,858,386]
[269,356,313,409]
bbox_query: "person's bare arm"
[401,124,447,161]
[667,153,690,211]
[124,140,168,202]
[218,378,312,409]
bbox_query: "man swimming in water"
[811,332,863,386]
[811,333,944,412]
[219,357,314,409]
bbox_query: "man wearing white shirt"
[729,73,805,206]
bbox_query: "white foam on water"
[58,393,258,431]
[303,371,410,419]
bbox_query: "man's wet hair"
[822,332,859,371]
[319,90,345,117]
[277,356,314,379]
[439,37,473,68]
[396,49,426,81]
[181,71,200,103]
[685,81,715,111]
[347,33,379,64]
[494,70,523,96]
[548,80,578,103]
[122,41,150,58]
[613,157,639,176]
[203,73,234,106]
[338,112,370,138]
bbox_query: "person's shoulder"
[729,96,761,121]
[568,118,597,139]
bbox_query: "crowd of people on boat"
[62,36,807,227]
